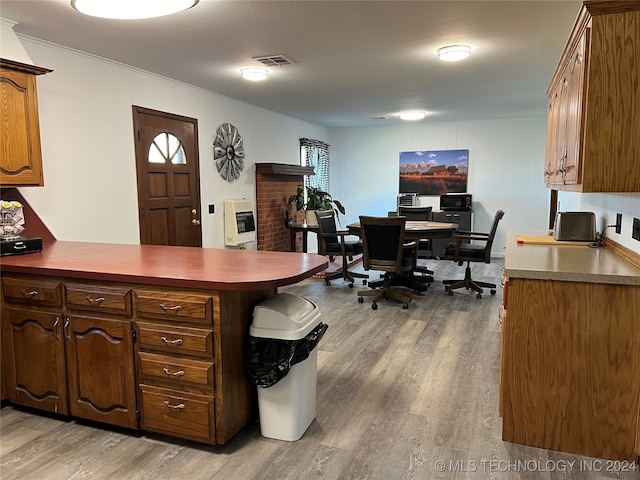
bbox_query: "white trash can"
[250,293,324,441]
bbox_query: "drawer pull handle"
[164,401,185,410]
[85,296,105,304]
[163,368,185,376]
[161,336,183,345]
[160,304,182,312]
[22,290,38,297]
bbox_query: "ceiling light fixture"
[70,0,199,20]
[240,67,269,81]
[437,44,472,62]
[399,111,426,121]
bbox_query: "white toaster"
[553,211,596,242]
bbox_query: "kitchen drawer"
[134,290,213,325]
[2,276,62,307]
[65,283,132,315]
[138,351,214,392]
[139,384,215,444]
[136,321,213,357]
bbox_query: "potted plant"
[288,186,345,226]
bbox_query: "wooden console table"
[287,224,319,253]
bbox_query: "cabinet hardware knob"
[164,401,186,410]
[159,304,182,312]
[21,290,38,297]
[162,368,185,376]
[161,336,183,345]
[85,296,105,304]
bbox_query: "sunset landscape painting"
[399,149,469,195]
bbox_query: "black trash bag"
[245,322,328,388]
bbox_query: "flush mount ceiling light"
[240,67,269,81]
[437,44,472,62]
[399,111,427,121]
[70,0,199,19]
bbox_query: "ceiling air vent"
[252,55,296,67]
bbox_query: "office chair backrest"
[359,215,408,273]
[482,210,505,262]
[398,205,432,221]
[315,210,339,248]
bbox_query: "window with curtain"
[300,138,330,192]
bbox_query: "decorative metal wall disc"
[213,123,245,181]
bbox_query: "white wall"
[12,35,640,256]
[17,36,328,248]
[329,117,552,256]
[557,192,640,252]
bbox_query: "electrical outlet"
[208,204,215,214]
[615,213,622,234]
[633,217,640,242]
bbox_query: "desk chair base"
[325,267,368,288]
[443,264,497,299]
[357,274,412,309]
[325,256,368,288]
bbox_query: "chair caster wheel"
[448,290,453,296]
[372,303,378,310]
[402,303,409,309]
[349,283,354,288]
[325,279,331,286]
[490,289,496,295]
[358,296,364,303]
[363,279,367,285]
[476,293,482,299]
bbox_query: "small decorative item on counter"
[0,199,26,240]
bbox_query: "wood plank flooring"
[2,259,639,479]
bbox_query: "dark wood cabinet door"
[3,307,68,414]
[65,315,137,429]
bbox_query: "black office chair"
[357,215,416,309]
[397,205,434,279]
[442,210,505,299]
[314,210,368,288]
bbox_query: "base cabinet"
[65,314,137,428]
[1,273,266,445]
[3,306,68,414]
[500,277,640,460]
[430,211,472,258]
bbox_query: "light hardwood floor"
[1,259,639,480]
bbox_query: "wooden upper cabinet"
[545,2,640,192]
[0,59,52,187]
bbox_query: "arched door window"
[148,132,186,165]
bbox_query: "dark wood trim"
[255,163,315,176]
[0,58,52,76]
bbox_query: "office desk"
[287,224,319,253]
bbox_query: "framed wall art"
[399,149,468,195]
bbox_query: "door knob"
[192,219,200,226]
[191,209,197,215]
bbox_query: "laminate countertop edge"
[504,232,640,286]
[0,241,329,291]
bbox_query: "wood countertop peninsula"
[0,241,328,290]
[504,232,640,285]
